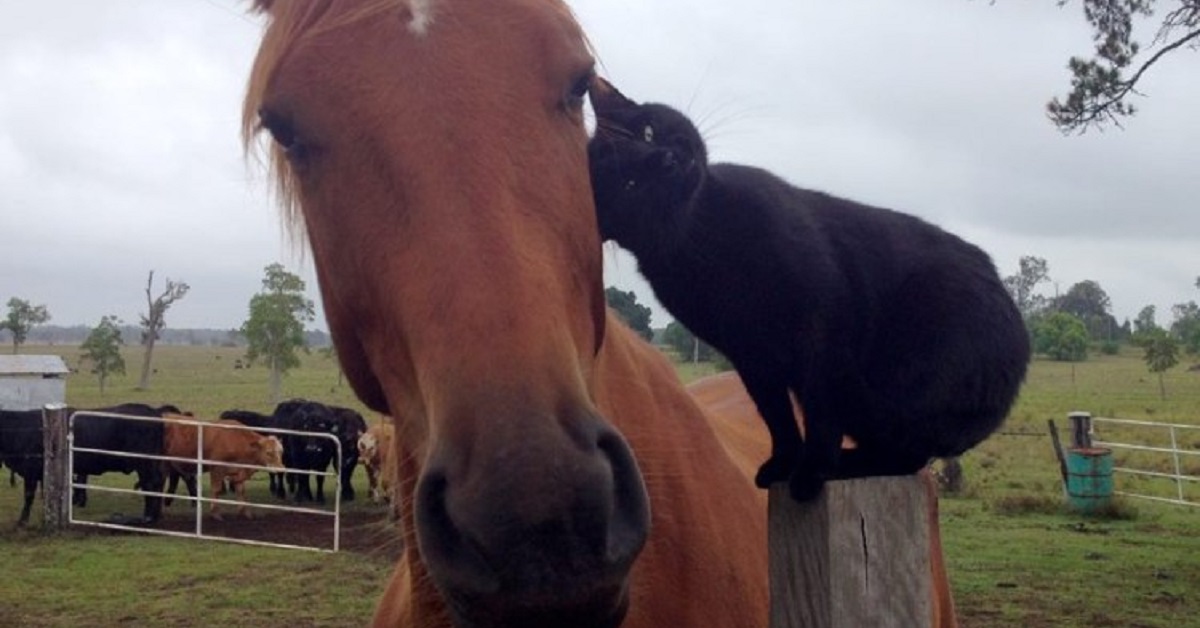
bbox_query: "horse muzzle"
[414,413,650,628]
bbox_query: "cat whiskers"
[695,101,770,154]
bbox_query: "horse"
[242,1,957,626]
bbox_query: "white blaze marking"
[408,0,435,36]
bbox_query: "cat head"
[587,78,708,245]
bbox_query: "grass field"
[2,343,1198,626]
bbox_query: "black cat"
[587,78,1030,501]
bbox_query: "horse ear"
[251,0,274,13]
[589,76,638,117]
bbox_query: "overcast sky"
[1,1,1196,333]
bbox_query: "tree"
[0,298,51,354]
[1003,256,1051,322]
[1133,304,1159,336]
[1054,279,1116,340]
[1142,329,1180,399]
[1170,300,1200,354]
[1056,280,1112,319]
[80,315,126,394]
[240,263,315,402]
[663,321,718,363]
[604,287,654,341]
[136,271,190,390]
[1047,0,1200,132]
[1033,312,1090,361]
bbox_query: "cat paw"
[787,473,825,503]
[754,454,795,489]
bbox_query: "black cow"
[269,400,365,503]
[70,403,172,524]
[0,409,44,526]
[218,409,287,499]
[328,405,367,501]
[273,400,338,503]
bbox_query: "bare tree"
[137,271,189,390]
[1003,256,1051,321]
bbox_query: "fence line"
[69,445,329,476]
[65,410,344,552]
[1090,416,1200,508]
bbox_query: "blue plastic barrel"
[1066,448,1113,514]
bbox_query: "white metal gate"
[1091,416,1200,507]
[68,411,344,552]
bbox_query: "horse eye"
[643,125,654,143]
[565,72,591,109]
[258,108,297,149]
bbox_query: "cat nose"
[650,150,678,172]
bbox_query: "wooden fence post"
[42,403,71,531]
[1068,411,1093,449]
[769,475,931,628]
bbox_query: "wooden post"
[1047,419,1070,493]
[41,403,71,530]
[1068,411,1092,449]
[769,475,930,628]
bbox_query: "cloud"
[578,0,1200,325]
[0,0,1195,335]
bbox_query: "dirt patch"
[89,505,403,558]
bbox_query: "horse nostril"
[596,426,651,564]
[415,470,498,594]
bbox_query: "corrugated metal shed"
[0,355,69,410]
[0,355,70,376]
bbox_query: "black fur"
[587,81,1030,501]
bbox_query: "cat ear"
[589,76,638,116]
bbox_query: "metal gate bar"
[68,411,344,552]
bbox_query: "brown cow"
[357,421,396,505]
[162,415,285,520]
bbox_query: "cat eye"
[643,124,654,143]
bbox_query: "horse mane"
[242,0,411,244]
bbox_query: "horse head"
[244,1,649,625]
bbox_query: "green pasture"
[2,344,1198,626]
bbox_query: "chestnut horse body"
[244,1,953,626]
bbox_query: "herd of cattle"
[0,400,399,527]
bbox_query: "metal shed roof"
[0,355,70,376]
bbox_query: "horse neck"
[591,318,768,627]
